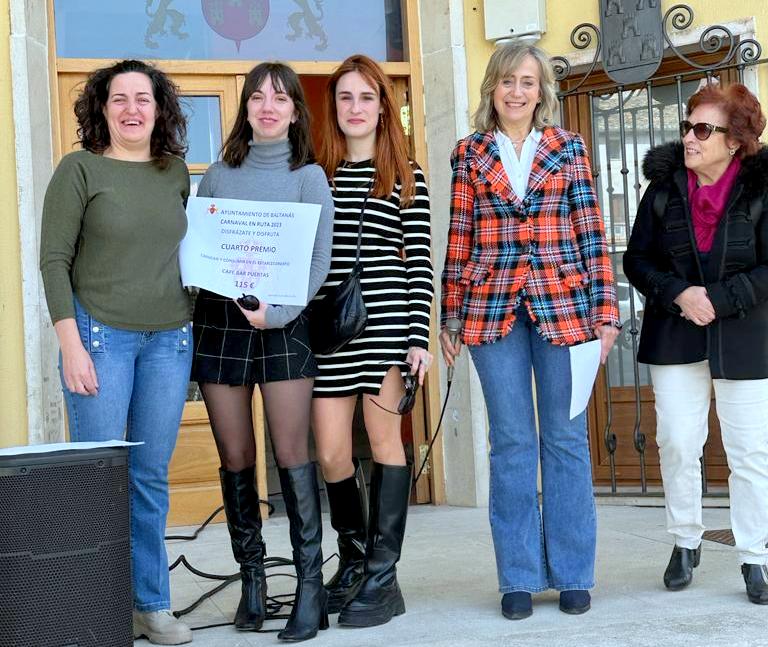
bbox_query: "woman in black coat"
[624,82,768,605]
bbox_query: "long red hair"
[318,54,415,205]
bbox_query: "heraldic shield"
[600,0,663,84]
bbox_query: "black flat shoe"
[501,592,532,620]
[663,546,701,591]
[742,564,768,604]
[559,590,591,615]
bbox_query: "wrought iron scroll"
[552,23,602,92]
[554,3,764,99]
[661,4,762,70]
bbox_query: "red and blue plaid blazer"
[441,126,620,346]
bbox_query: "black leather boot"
[325,458,368,614]
[219,466,267,631]
[663,545,701,590]
[337,462,411,628]
[742,564,768,604]
[277,463,329,642]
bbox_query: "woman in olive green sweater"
[40,60,193,646]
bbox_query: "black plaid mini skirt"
[191,290,319,385]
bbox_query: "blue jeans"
[469,307,596,593]
[61,299,192,612]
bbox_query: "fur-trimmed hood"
[642,141,768,198]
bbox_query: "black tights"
[200,378,314,472]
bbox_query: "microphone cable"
[414,319,461,484]
[165,361,459,632]
[165,500,341,633]
[413,376,453,485]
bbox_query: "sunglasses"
[398,373,418,415]
[679,120,729,141]
[367,371,419,416]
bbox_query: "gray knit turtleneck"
[196,139,333,328]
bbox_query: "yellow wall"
[464,0,768,120]
[0,0,29,447]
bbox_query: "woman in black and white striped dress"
[312,54,433,628]
[313,160,432,393]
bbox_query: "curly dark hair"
[221,62,313,170]
[74,59,187,168]
[687,82,766,159]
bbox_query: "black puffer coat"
[624,142,768,379]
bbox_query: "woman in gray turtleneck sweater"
[191,63,333,642]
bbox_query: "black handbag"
[308,188,370,355]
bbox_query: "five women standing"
[42,41,761,644]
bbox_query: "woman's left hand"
[406,346,433,386]
[594,324,620,364]
[234,299,270,329]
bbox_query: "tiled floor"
[147,504,768,647]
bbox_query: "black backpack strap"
[652,186,669,220]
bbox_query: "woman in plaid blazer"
[440,43,620,620]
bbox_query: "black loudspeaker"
[0,446,133,647]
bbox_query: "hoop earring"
[729,148,737,156]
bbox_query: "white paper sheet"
[180,197,321,305]
[569,339,602,419]
[0,440,142,457]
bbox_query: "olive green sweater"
[40,150,192,330]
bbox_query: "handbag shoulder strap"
[354,173,375,264]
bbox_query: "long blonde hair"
[473,43,558,133]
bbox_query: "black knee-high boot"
[325,458,368,614]
[278,463,329,642]
[338,461,411,628]
[219,466,267,631]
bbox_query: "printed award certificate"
[180,196,321,305]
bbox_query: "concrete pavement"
[149,504,768,647]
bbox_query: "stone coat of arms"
[600,0,663,84]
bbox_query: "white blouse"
[495,127,543,201]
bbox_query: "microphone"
[445,317,462,382]
[237,294,260,311]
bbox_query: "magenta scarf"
[687,157,741,252]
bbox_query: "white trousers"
[651,361,768,565]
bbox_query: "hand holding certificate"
[180,196,321,305]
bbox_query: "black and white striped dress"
[312,160,433,396]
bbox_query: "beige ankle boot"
[133,610,192,645]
